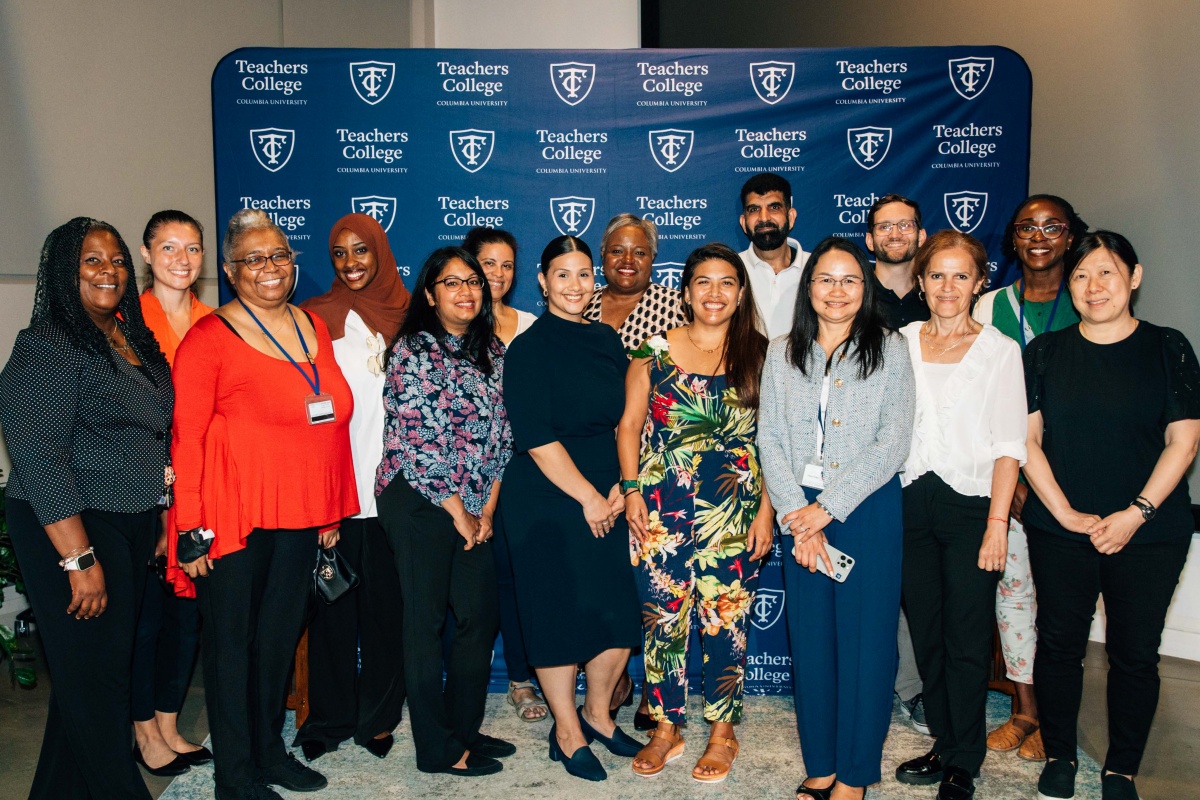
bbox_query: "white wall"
[432,0,639,48]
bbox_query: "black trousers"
[194,528,315,789]
[491,503,533,683]
[902,473,999,775]
[295,516,406,748]
[131,559,200,720]
[7,498,156,800]
[1028,527,1189,775]
[377,478,499,773]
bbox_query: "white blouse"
[508,309,537,344]
[900,321,1027,497]
[331,310,387,518]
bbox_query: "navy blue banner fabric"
[213,47,1030,693]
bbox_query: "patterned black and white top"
[583,283,686,356]
[0,323,174,524]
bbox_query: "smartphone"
[814,541,856,583]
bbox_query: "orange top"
[139,290,215,366]
[166,312,359,597]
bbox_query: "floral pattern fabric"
[996,517,1037,683]
[376,331,511,516]
[629,336,763,724]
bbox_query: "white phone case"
[814,542,856,583]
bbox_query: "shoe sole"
[1036,793,1073,800]
[895,773,942,786]
[911,722,932,736]
[632,747,684,778]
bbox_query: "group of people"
[1,171,1195,800]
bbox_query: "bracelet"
[61,544,91,559]
[987,516,1008,524]
[624,488,640,497]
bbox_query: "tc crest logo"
[349,61,395,105]
[847,126,892,170]
[449,129,495,173]
[750,588,786,631]
[654,262,684,290]
[351,196,397,232]
[550,62,596,106]
[749,61,795,105]
[250,128,295,172]
[944,191,989,234]
[948,56,994,100]
[549,197,596,237]
[648,129,694,173]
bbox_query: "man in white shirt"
[737,173,809,340]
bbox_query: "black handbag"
[313,546,360,604]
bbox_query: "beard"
[872,239,920,265]
[749,222,790,252]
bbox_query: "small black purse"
[313,546,360,604]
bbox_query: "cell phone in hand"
[814,541,856,583]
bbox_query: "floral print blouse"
[376,331,512,516]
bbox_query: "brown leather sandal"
[987,713,1039,752]
[632,726,685,778]
[692,735,738,784]
[1018,728,1046,761]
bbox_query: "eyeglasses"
[871,220,918,235]
[431,276,484,290]
[230,251,295,270]
[810,276,864,289]
[1014,223,1068,240]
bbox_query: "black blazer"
[0,322,174,525]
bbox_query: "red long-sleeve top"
[166,312,359,596]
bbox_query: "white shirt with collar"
[739,237,808,340]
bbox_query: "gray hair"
[600,213,658,260]
[222,208,287,265]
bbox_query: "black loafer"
[362,734,393,759]
[937,766,976,800]
[133,745,191,777]
[896,750,943,785]
[260,753,328,792]
[177,745,214,766]
[471,733,516,759]
[1100,772,1137,800]
[439,751,504,777]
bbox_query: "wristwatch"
[60,548,97,572]
[621,478,639,494]
[1131,496,1156,522]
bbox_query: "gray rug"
[162,692,1101,799]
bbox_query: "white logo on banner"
[948,56,994,100]
[749,61,795,105]
[449,129,495,173]
[249,128,295,172]
[649,129,694,172]
[549,196,596,237]
[847,126,892,170]
[944,191,989,234]
[349,61,395,105]
[654,262,684,290]
[550,62,596,106]
[351,196,397,232]
[751,589,786,631]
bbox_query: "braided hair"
[31,217,168,373]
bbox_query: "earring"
[542,288,548,297]
[918,289,926,302]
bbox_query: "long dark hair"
[141,209,204,290]
[681,243,767,409]
[1001,194,1088,262]
[786,236,887,379]
[391,247,496,374]
[32,217,167,373]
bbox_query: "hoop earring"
[542,288,548,297]
[918,289,926,302]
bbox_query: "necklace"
[921,323,975,357]
[106,322,132,354]
[685,325,725,354]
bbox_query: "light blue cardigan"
[757,331,915,521]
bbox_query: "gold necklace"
[921,323,975,357]
[685,325,724,354]
[106,323,132,354]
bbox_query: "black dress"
[499,312,642,666]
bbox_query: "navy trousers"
[783,477,902,787]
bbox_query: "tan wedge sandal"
[632,726,685,778]
[692,735,739,783]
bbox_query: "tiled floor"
[1,640,1196,799]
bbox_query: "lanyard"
[237,298,320,395]
[1013,278,1064,350]
[814,349,837,460]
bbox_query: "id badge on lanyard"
[238,299,337,426]
[802,372,831,490]
[305,393,336,425]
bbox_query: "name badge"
[801,462,825,490]
[306,393,336,425]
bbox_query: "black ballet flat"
[177,745,214,766]
[299,740,327,762]
[633,708,656,732]
[796,780,834,800]
[134,744,191,777]
[362,734,393,759]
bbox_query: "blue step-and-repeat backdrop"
[213,47,1030,694]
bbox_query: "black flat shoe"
[548,725,606,782]
[577,706,641,757]
[937,766,976,800]
[633,708,656,732]
[471,733,516,759]
[177,745,214,766]
[796,779,834,800]
[438,751,504,777]
[133,744,191,777]
[363,734,393,759]
[896,750,943,786]
[299,740,327,762]
[609,672,634,720]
